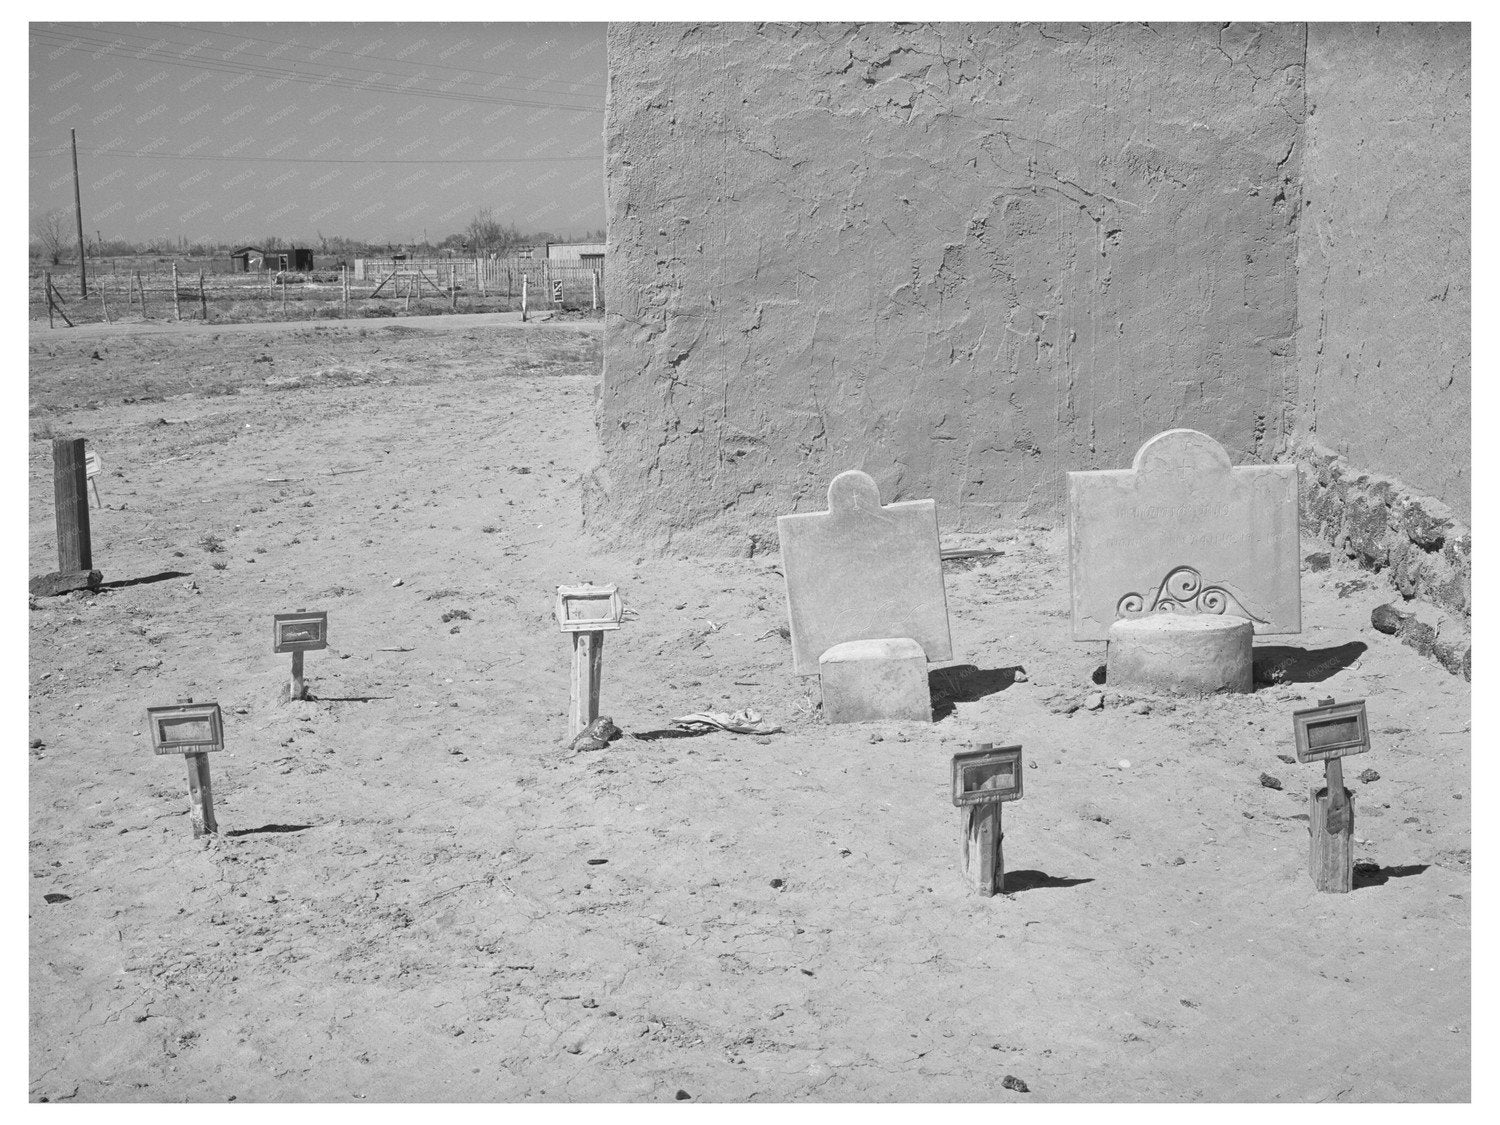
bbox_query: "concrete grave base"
[1106,614,1253,696]
[819,638,932,724]
[29,569,102,598]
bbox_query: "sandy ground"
[28,314,1470,1102]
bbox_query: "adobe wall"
[1293,22,1470,521]
[587,22,1305,554]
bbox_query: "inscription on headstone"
[1068,429,1300,641]
[777,470,953,676]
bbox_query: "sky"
[28,21,606,249]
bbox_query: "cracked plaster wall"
[587,22,1305,553]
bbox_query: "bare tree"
[32,210,69,265]
[466,209,521,255]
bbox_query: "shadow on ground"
[1353,862,1429,889]
[100,570,191,590]
[1253,642,1368,686]
[1002,870,1094,894]
[932,665,1023,720]
[225,824,313,838]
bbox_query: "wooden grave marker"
[1067,429,1300,641]
[952,743,1024,896]
[147,699,223,837]
[1293,696,1371,893]
[556,583,623,738]
[273,610,328,701]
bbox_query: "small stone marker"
[273,610,328,701]
[556,583,623,739]
[147,699,224,837]
[84,449,102,508]
[1068,429,1300,641]
[952,743,1023,896]
[777,470,951,723]
[1293,696,1371,893]
[819,638,931,723]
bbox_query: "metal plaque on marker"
[273,611,329,653]
[1292,699,1370,763]
[555,584,623,632]
[952,743,1024,806]
[147,702,224,755]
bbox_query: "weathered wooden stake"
[199,271,207,319]
[1308,775,1355,893]
[53,438,92,573]
[569,630,604,738]
[341,264,348,312]
[45,271,54,328]
[136,269,147,315]
[521,273,528,321]
[185,751,217,837]
[290,649,305,702]
[172,262,181,320]
[281,273,288,316]
[99,277,111,324]
[962,803,1004,896]
[49,276,75,327]
[592,269,599,311]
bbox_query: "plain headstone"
[1068,429,1300,641]
[819,638,933,724]
[777,470,953,676]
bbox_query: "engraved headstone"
[777,470,953,676]
[1068,429,1300,641]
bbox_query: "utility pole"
[70,129,87,298]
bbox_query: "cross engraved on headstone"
[777,470,953,676]
[1067,429,1300,641]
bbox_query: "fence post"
[172,262,181,320]
[100,276,111,324]
[199,271,207,319]
[281,273,287,316]
[52,437,92,574]
[137,270,147,316]
[592,269,599,312]
[521,272,527,322]
[45,271,54,329]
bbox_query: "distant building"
[546,242,605,267]
[230,246,314,272]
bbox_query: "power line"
[29,26,604,114]
[156,21,602,97]
[30,147,599,166]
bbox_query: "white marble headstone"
[777,470,954,676]
[1068,429,1300,641]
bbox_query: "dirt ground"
[28,313,1470,1102]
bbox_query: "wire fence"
[29,256,605,327]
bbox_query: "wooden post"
[47,276,75,327]
[185,752,217,837]
[172,262,181,320]
[450,263,457,310]
[45,271,54,329]
[521,272,528,321]
[962,803,1004,896]
[592,269,599,311]
[342,264,348,312]
[136,269,146,315]
[569,630,605,738]
[290,649,305,702]
[1309,761,1355,893]
[99,276,110,324]
[405,271,411,313]
[199,271,207,319]
[476,252,484,298]
[52,438,92,573]
[281,273,287,316]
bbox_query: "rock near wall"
[588,22,1304,554]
